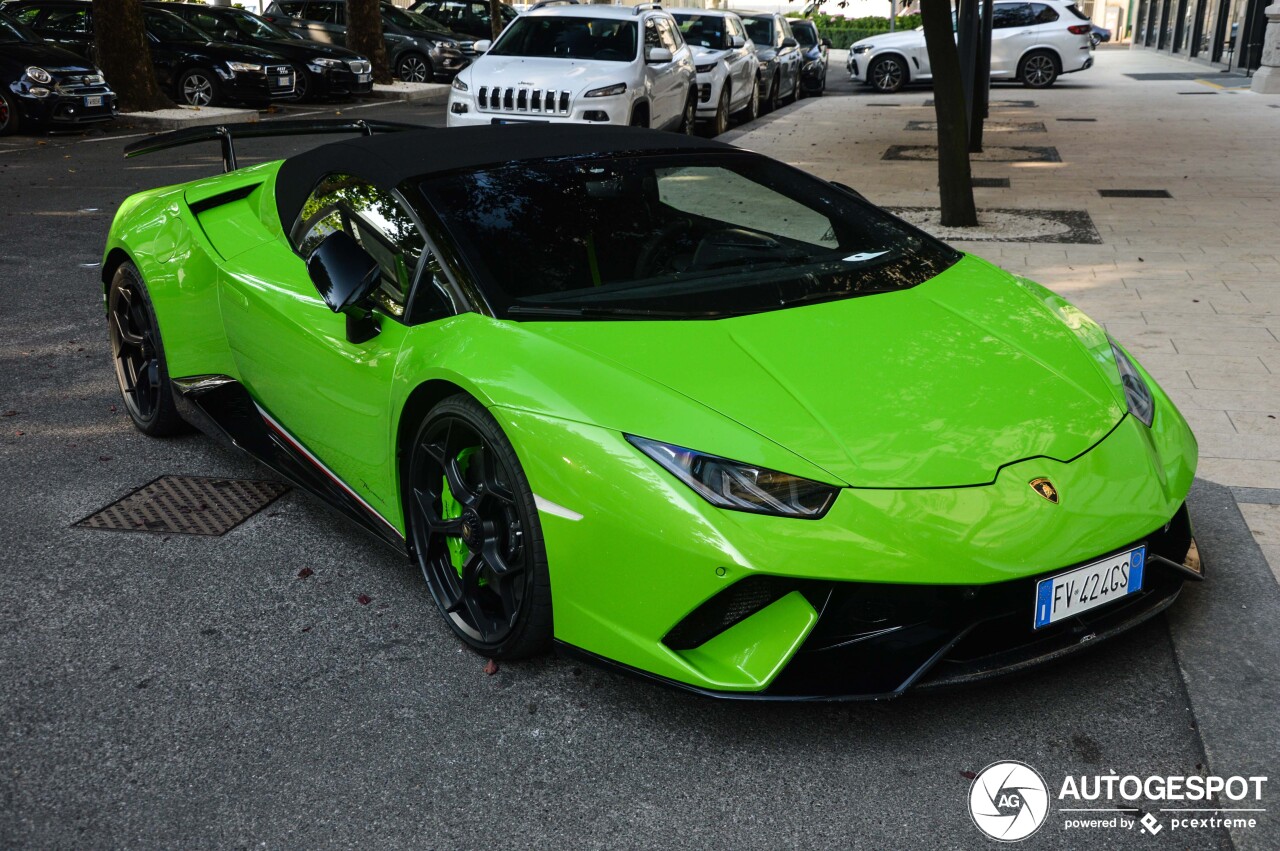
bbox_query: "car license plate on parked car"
[278,76,291,87]
[356,73,371,83]
[491,118,548,125]
[84,95,103,107]
[1033,546,1145,628]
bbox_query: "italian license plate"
[278,75,291,87]
[356,73,371,83]
[1033,546,1145,629]
[84,95,103,107]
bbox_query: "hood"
[0,40,94,73]
[690,45,728,61]
[853,29,923,49]
[189,40,293,64]
[462,54,633,94]
[516,257,1125,489]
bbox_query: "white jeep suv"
[847,0,1093,93]
[446,0,697,131]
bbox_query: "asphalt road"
[0,88,1274,850]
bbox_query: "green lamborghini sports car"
[102,120,1202,699]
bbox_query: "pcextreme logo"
[966,761,1270,842]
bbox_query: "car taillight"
[1068,24,1091,34]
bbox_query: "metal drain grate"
[1057,117,1097,122]
[1125,72,1243,81]
[971,177,1011,188]
[1177,91,1218,95]
[1098,189,1172,198]
[906,120,1045,133]
[925,99,1036,108]
[76,475,290,536]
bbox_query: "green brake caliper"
[441,447,479,577]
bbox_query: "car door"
[776,16,801,93]
[642,15,675,127]
[140,9,189,94]
[990,2,1038,76]
[725,15,754,106]
[658,16,692,124]
[218,174,425,527]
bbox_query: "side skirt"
[171,375,408,556]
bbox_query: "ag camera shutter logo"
[969,761,1051,842]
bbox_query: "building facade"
[1130,0,1269,71]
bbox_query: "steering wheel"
[633,219,695,279]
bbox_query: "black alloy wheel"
[107,262,187,436]
[408,395,552,658]
[763,71,780,113]
[178,68,220,106]
[292,64,312,101]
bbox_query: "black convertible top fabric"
[275,124,734,232]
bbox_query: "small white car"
[447,0,696,131]
[847,0,1093,93]
[669,9,758,135]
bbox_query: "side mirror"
[729,34,745,48]
[645,46,672,63]
[781,36,798,48]
[821,37,832,48]
[474,38,491,52]
[307,230,383,343]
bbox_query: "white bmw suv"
[446,0,697,131]
[847,0,1093,93]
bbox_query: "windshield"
[419,153,958,320]
[671,13,727,50]
[222,9,293,39]
[145,9,211,42]
[791,22,817,46]
[0,13,38,42]
[489,16,637,61]
[384,5,447,32]
[742,16,772,47]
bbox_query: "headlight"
[758,59,770,70]
[851,45,874,54]
[25,66,52,84]
[451,76,468,91]
[28,86,51,97]
[311,56,343,68]
[626,435,838,519]
[226,61,264,74]
[695,62,716,74]
[584,82,626,98]
[1109,336,1155,427]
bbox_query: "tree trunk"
[919,0,977,227]
[490,0,505,41]
[347,0,393,84]
[91,0,171,112]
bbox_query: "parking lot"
[2,44,1279,850]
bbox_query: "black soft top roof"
[275,124,734,231]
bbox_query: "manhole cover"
[1098,189,1172,198]
[883,145,1061,163]
[76,475,290,536]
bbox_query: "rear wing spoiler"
[123,119,425,173]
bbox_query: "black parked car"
[263,0,473,83]
[409,0,516,42]
[735,11,802,113]
[4,1,296,107]
[788,18,829,96]
[147,3,371,101]
[0,11,113,134]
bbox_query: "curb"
[117,106,260,131]
[367,83,451,104]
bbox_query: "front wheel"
[407,395,553,659]
[0,90,20,136]
[1019,50,1059,88]
[292,64,312,101]
[707,84,730,136]
[761,72,780,113]
[734,77,759,123]
[396,52,433,84]
[107,262,187,436]
[868,55,905,93]
[178,68,221,107]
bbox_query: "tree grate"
[971,177,1011,188]
[1098,189,1172,198]
[75,475,290,536]
[883,145,1060,163]
[906,120,1045,133]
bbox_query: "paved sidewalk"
[729,47,1280,577]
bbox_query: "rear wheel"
[677,89,697,134]
[107,262,187,437]
[407,395,552,659]
[1019,50,1059,88]
[178,68,221,107]
[868,55,905,93]
[396,52,432,84]
[0,90,20,136]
